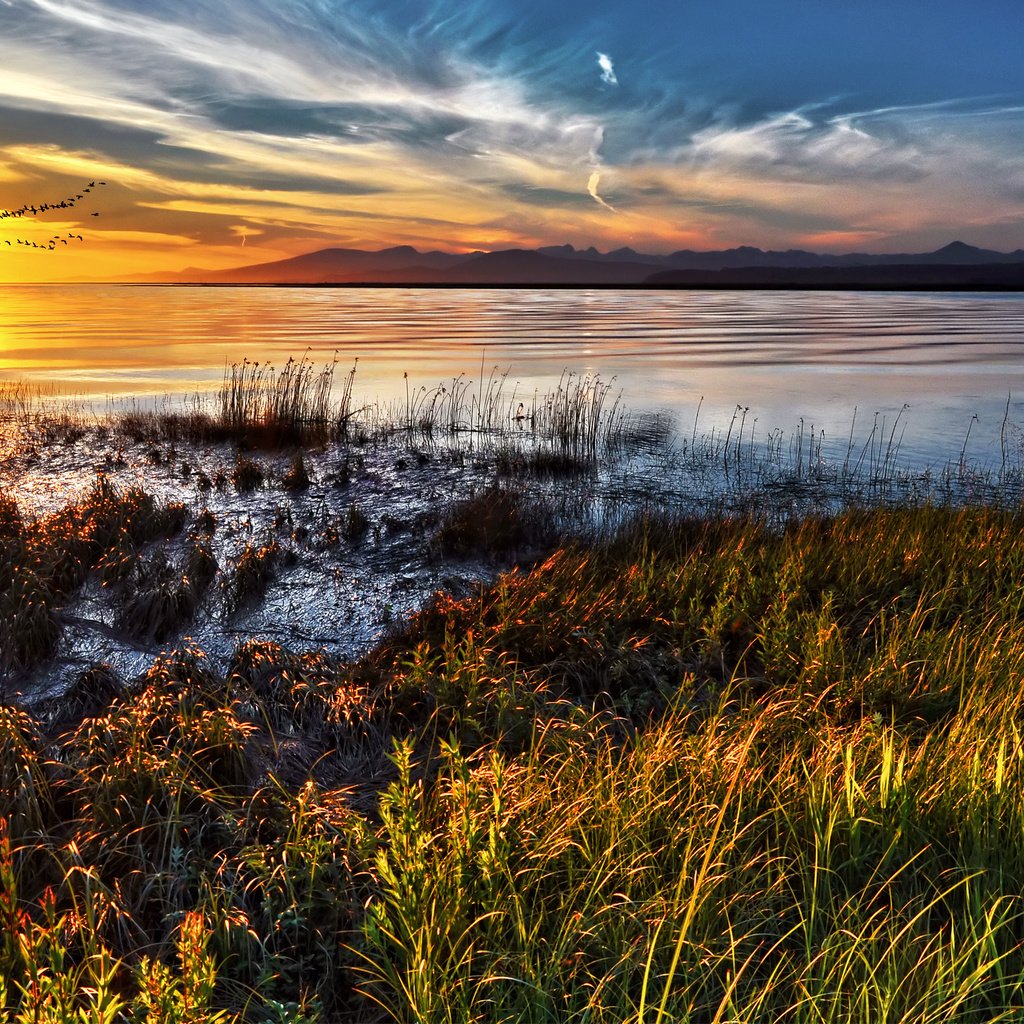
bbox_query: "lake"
[3,284,1024,468]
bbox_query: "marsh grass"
[109,355,360,449]
[341,501,371,542]
[12,364,1024,1019]
[24,359,1024,519]
[116,551,200,642]
[4,504,1024,1019]
[432,485,560,559]
[115,531,217,643]
[89,360,1024,529]
[282,451,312,492]
[348,505,1024,1022]
[224,536,281,614]
[0,477,187,676]
[219,353,358,446]
[230,454,264,492]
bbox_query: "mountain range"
[138,240,1024,288]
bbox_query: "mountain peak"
[152,238,1024,286]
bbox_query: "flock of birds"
[0,179,107,253]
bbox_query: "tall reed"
[217,352,358,445]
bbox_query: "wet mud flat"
[5,373,1024,705]
[0,419,581,702]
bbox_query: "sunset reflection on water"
[2,284,1024,467]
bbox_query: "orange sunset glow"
[1,1,1023,283]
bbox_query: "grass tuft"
[282,451,311,492]
[433,485,559,560]
[224,537,280,614]
[231,455,264,492]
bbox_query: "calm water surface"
[3,284,1024,467]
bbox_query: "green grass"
[5,504,1024,1020]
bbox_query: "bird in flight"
[0,178,109,254]
[0,178,108,221]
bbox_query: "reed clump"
[533,369,627,457]
[390,366,636,470]
[219,354,358,446]
[108,355,359,449]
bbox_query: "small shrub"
[232,456,264,492]
[282,452,311,492]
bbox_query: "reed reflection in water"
[2,284,1024,466]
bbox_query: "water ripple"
[2,285,1024,465]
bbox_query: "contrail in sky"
[587,171,615,212]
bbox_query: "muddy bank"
[5,382,1023,702]
[1,421,585,700]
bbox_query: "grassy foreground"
[4,503,1024,1021]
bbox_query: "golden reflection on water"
[2,283,1024,464]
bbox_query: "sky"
[1,0,1023,281]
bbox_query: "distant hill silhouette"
[646,261,1024,290]
[136,240,1024,289]
[162,245,468,284]
[391,249,659,284]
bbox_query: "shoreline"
[99,279,1024,292]
[6,371,1024,1019]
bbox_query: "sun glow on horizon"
[0,1,1022,282]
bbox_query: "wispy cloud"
[596,52,617,86]
[2,0,612,194]
[1,0,1023,275]
[586,170,615,212]
[688,108,929,183]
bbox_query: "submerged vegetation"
[5,364,1024,1020]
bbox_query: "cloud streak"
[596,52,617,86]
[1,0,1023,279]
[586,171,615,212]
